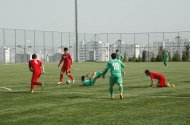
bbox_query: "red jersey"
[29,59,42,72]
[60,53,72,67]
[149,72,165,80]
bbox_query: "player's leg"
[31,72,42,92]
[121,70,125,78]
[158,76,167,87]
[109,76,115,99]
[66,67,74,84]
[109,84,114,100]
[32,73,42,85]
[57,67,65,84]
[92,72,97,79]
[164,60,168,67]
[92,72,102,81]
[117,76,124,100]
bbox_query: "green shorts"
[96,72,103,78]
[109,75,122,85]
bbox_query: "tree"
[182,45,190,61]
[172,51,181,61]
[168,51,172,61]
[155,46,163,62]
[182,51,188,61]
[136,55,142,62]
[142,50,147,62]
[123,52,128,62]
[132,55,136,62]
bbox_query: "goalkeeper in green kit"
[102,53,125,100]
[116,49,125,77]
[163,50,169,68]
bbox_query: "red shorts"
[158,76,166,87]
[32,71,41,83]
[61,65,71,74]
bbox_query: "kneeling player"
[145,69,175,87]
[81,71,102,86]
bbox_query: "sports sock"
[31,84,34,91]
[68,74,74,80]
[109,87,114,97]
[60,74,63,82]
[119,86,123,94]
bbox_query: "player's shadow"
[127,85,149,89]
[9,91,30,93]
[182,81,190,83]
[0,91,30,95]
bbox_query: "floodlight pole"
[75,0,79,62]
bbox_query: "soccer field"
[0,62,190,125]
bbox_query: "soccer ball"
[66,80,71,84]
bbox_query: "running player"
[116,49,124,61]
[145,69,174,87]
[163,50,169,68]
[116,49,125,77]
[81,71,103,86]
[57,47,74,84]
[102,53,125,100]
[28,54,45,93]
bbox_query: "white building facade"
[153,36,190,58]
[79,40,109,61]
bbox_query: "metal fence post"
[24,30,26,63]
[61,32,63,49]
[69,32,71,48]
[106,33,109,44]
[34,30,36,54]
[52,32,54,62]
[3,28,5,64]
[148,32,150,62]
[120,33,122,40]
[15,29,17,64]
[134,33,136,58]
[43,31,45,63]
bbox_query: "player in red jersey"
[57,47,74,84]
[145,69,174,87]
[28,54,45,93]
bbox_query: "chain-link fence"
[0,28,95,64]
[0,28,190,64]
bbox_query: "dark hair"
[64,47,68,51]
[111,53,117,59]
[81,76,85,82]
[145,69,150,76]
[32,54,37,59]
[116,49,119,52]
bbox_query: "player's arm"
[121,55,124,61]
[41,63,45,74]
[120,61,125,68]
[58,55,63,67]
[86,73,90,77]
[150,78,154,87]
[28,61,33,72]
[102,63,109,78]
[69,54,73,66]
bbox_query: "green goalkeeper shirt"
[116,53,124,61]
[163,52,168,61]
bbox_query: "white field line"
[0,87,12,91]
